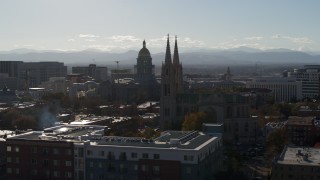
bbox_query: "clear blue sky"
[0,0,319,52]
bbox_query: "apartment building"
[5,125,223,180]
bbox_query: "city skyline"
[1,0,320,53]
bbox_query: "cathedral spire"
[173,35,180,65]
[165,34,172,64]
[143,39,146,48]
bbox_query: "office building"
[72,64,108,82]
[246,77,302,102]
[287,65,320,99]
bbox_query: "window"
[7,168,12,174]
[31,147,37,154]
[119,152,127,160]
[53,160,60,166]
[7,146,12,152]
[184,155,194,161]
[108,152,115,160]
[186,167,192,174]
[65,172,72,178]
[15,157,20,164]
[142,153,148,159]
[54,171,60,177]
[43,148,49,155]
[153,166,160,175]
[100,151,105,156]
[31,159,37,165]
[99,174,105,179]
[98,162,102,168]
[7,157,12,163]
[89,161,93,168]
[153,154,160,160]
[15,147,19,152]
[32,169,38,175]
[78,148,84,157]
[66,149,72,155]
[131,152,138,158]
[44,159,50,167]
[65,161,72,167]
[134,164,138,171]
[141,165,148,172]
[53,148,59,155]
[87,150,92,156]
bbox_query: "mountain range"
[0,47,319,66]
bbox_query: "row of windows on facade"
[76,149,196,162]
[84,165,193,180]
[84,150,182,161]
[87,162,162,174]
[7,168,72,178]
[7,157,72,167]
[274,165,320,172]
[288,127,312,130]
[6,146,72,155]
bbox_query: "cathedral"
[160,35,184,129]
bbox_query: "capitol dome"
[138,40,151,57]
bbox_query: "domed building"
[102,40,160,103]
[134,40,155,83]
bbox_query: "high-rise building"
[17,62,67,89]
[160,35,183,129]
[287,65,320,99]
[72,64,108,82]
[0,61,23,77]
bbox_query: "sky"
[0,0,320,53]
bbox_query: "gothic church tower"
[160,35,183,129]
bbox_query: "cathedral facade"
[160,35,183,129]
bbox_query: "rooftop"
[7,125,218,150]
[287,116,314,126]
[276,146,320,166]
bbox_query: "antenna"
[114,61,120,70]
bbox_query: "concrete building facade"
[246,77,302,102]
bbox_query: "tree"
[12,115,37,129]
[265,128,288,166]
[182,112,215,131]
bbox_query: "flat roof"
[7,125,218,150]
[287,116,314,126]
[276,146,320,166]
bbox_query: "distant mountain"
[0,47,319,66]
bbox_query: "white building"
[246,77,302,102]
[287,65,320,99]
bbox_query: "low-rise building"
[272,146,320,180]
[287,116,318,146]
[5,124,223,180]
